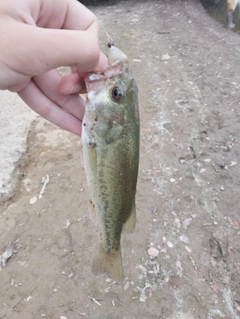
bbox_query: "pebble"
[204,158,211,162]
[162,53,170,60]
[29,196,37,205]
[185,246,192,253]
[183,218,192,229]
[180,234,190,244]
[124,281,130,291]
[147,247,159,258]
[167,241,173,248]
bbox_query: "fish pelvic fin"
[92,244,123,281]
[122,200,136,232]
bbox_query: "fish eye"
[111,86,124,102]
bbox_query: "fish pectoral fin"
[92,244,123,281]
[88,199,98,226]
[122,201,136,232]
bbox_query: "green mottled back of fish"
[82,45,139,280]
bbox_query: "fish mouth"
[84,46,128,86]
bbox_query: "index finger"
[62,0,99,34]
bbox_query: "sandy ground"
[1,0,240,318]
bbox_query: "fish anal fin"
[88,199,98,226]
[122,201,136,232]
[92,244,123,281]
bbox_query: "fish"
[81,44,139,280]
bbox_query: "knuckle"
[38,104,51,118]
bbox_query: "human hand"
[0,0,108,135]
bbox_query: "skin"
[0,0,108,135]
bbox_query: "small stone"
[147,247,159,258]
[185,246,192,253]
[179,157,186,164]
[138,265,147,272]
[204,158,211,163]
[230,161,237,166]
[29,196,37,205]
[124,281,130,291]
[162,54,170,60]
[183,218,192,229]
[167,241,173,248]
[210,283,217,292]
[180,234,190,244]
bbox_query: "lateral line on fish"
[97,17,114,47]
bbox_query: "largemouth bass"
[82,45,139,280]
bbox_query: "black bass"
[82,45,139,280]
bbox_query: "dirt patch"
[1,0,240,318]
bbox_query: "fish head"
[84,46,138,122]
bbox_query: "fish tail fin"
[92,244,123,280]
